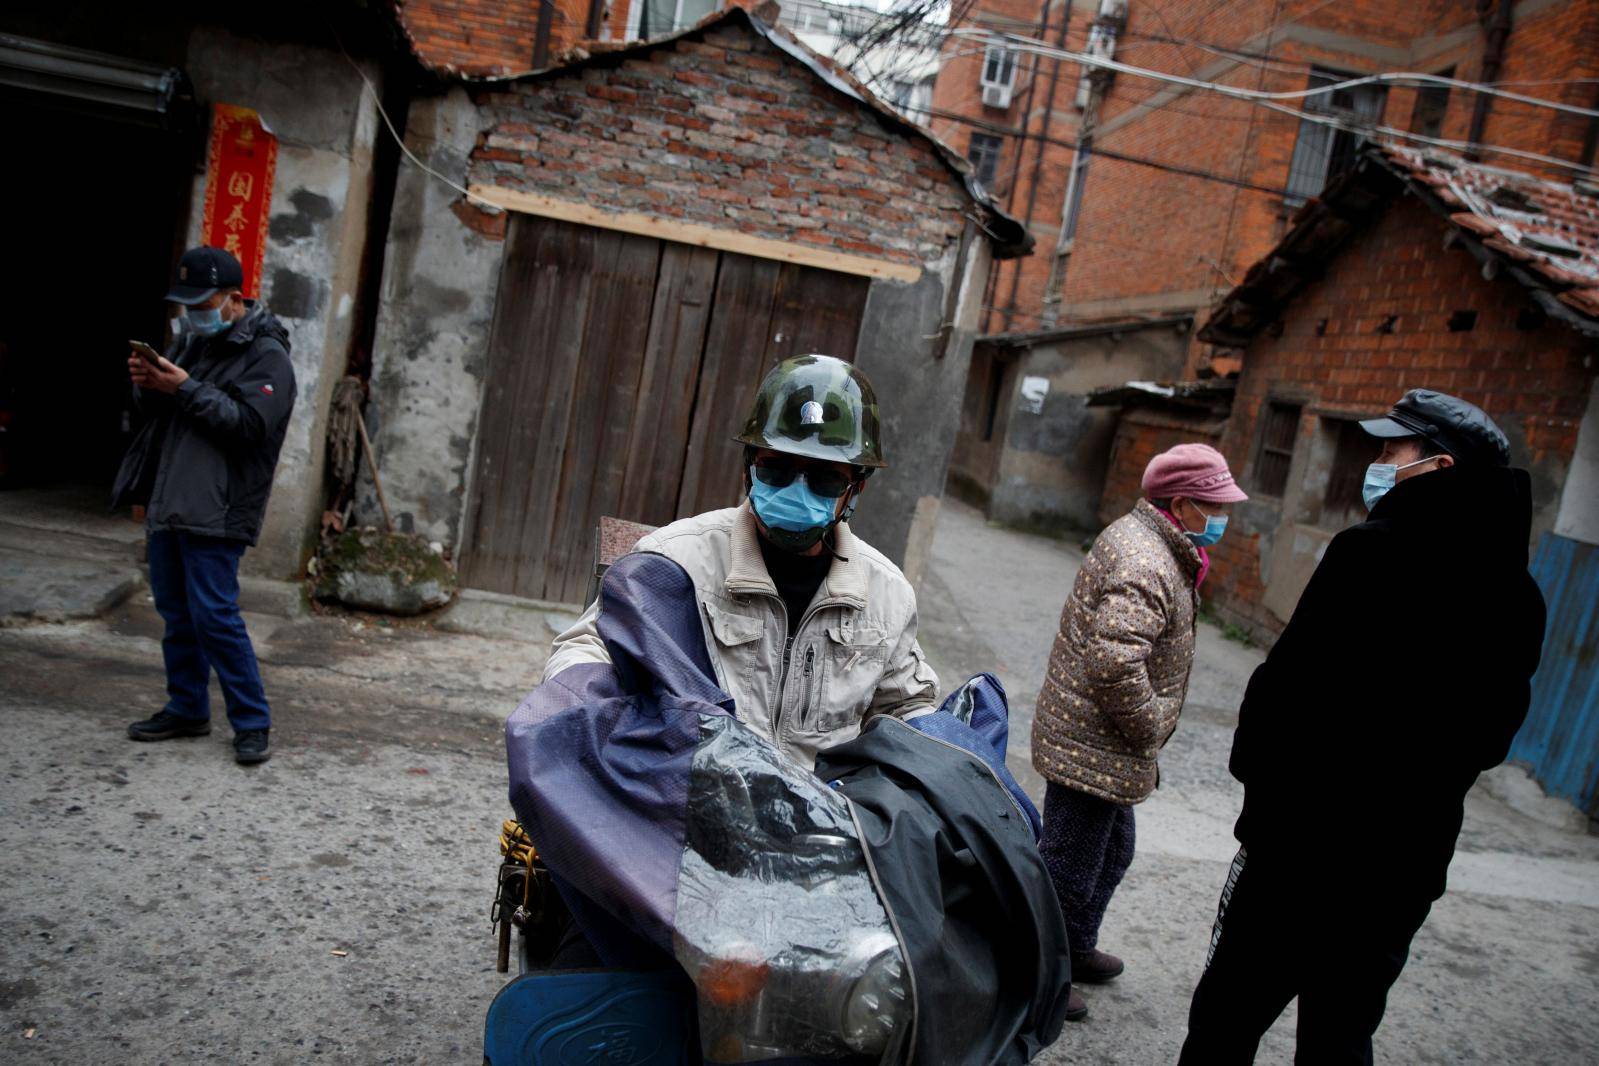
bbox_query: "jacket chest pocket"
[703,600,764,708]
[815,624,890,732]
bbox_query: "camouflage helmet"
[734,354,886,469]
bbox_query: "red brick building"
[932,0,1599,339]
[391,0,781,74]
[927,0,1096,335]
[1097,145,1599,641]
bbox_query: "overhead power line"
[898,100,1293,196]
[947,28,1599,119]
[944,27,1599,177]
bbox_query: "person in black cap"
[1178,388,1546,1064]
[113,246,297,765]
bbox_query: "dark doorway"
[461,214,871,604]
[0,74,196,492]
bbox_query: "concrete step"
[434,587,583,644]
[0,545,144,625]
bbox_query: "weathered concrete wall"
[361,89,505,547]
[987,324,1189,535]
[182,28,381,579]
[851,232,990,588]
[1554,378,1599,548]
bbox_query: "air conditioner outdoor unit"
[981,83,1011,109]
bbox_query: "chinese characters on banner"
[200,104,277,297]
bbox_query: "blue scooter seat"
[484,969,698,1065]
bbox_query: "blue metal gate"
[1508,532,1599,818]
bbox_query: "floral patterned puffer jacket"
[1032,498,1201,805]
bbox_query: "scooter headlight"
[841,947,909,1055]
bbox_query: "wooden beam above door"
[466,184,923,284]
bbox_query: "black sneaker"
[233,729,271,765]
[127,710,211,742]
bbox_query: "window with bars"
[980,44,1017,108]
[1323,418,1376,529]
[968,132,1003,190]
[1409,67,1453,140]
[1254,401,1302,496]
[981,44,1016,91]
[1284,68,1388,206]
[636,0,716,37]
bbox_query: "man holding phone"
[113,246,297,765]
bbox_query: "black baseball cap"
[1359,388,1511,467]
[165,246,244,305]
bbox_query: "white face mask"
[1362,456,1441,510]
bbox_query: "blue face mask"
[750,469,840,552]
[185,304,229,337]
[1181,508,1228,548]
[1362,456,1439,511]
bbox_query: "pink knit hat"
[1141,443,1249,503]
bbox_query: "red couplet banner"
[200,104,277,298]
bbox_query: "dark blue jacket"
[112,304,297,544]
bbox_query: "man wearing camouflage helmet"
[545,354,939,769]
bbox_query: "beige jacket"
[1032,499,1201,805]
[545,503,940,769]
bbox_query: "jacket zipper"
[776,599,833,744]
[842,796,919,1065]
[732,585,843,747]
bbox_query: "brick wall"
[393,0,625,75]
[1198,193,1594,639]
[464,20,972,265]
[931,0,1599,336]
[1097,408,1226,525]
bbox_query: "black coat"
[1229,463,1546,899]
[111,304,297,545]
[817,718,1073,1065]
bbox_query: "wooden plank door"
[461,217,600,596]
[674,259,870,518]
[464,215,872,602]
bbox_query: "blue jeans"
[147,530,271,732]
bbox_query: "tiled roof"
[1384,146,1599,322]
[1201,143,1599,344]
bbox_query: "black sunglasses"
[750,456,857,499]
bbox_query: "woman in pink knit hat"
[1032,442,1246,1022]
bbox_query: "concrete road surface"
[2,498,1596,1063]
[918,499,1599,1065]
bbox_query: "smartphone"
[129,340,163,367]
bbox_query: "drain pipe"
[1002,0,1073,331]
[1466,0,1512,161]
[533,0,555,69]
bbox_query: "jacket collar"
[1368,463,1533,557]
[1132,497,1203,579]
[725,500,869,608]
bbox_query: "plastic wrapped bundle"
[506,552,1067,1064]
[507,553,909,1062]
